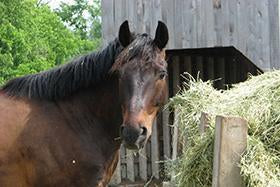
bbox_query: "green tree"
[0,0,98,85]
[55,0,101,41]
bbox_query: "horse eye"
[159,71,167,80]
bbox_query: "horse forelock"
[111,34,162,74]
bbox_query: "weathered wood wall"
[101,0,280,71]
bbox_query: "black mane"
[1,38,123,100]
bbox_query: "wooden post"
[207,57,215,80]
[212,115,248,187]
[199,112,210,134]
[126,149,135,182]
[215,57,225,89]
[151,119,159,179]
[172,56,180,161]
[139,147,148,181]
[196,56,204,80]
[162,56,171,160]
[162,108,171,159]
[171,56,180,180]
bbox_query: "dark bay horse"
[0,20,169,186]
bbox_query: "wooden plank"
[109,151,122,185]
[212,116,248,187]
[174,0,183,48]
[236,0,250,54]
[213,0,223,46]
[181,55,192,89]
[143,0,152,34]
[162,71,171,159]
[171,56,180,164]
[120,145,126,179]
[136,0,144,33]
[151,118,159,179]
[205,0,216,47]
[269,0,280,69]
[105,0,115,42]
[228,0,238,46]
[126,149,135,182]
[101,0,114,46]
[235,55,243,83]
[189,0,197,48]
[162,109,170,159]
[146,140,152,177]
[224,57,230,86]
[221,0,230,46]
[229,57,237,84]
[139,144,148,181]
[172,56,180,94]
[199,112,210,134]
[247,0,257,67]
[162,0,174,48]
[151,0,162,36]
[255,1,270,70]
[134,154,139,179]
[214,57,225,89]
[196,56,204,80]
[207,57,215,80]
[114,0,123,29]
[160,0,168,27]
[259,0,270,70]
[127,0,136,32]
[182,0,192,48]
[101,0,106,45]
[184,56,192,75]
[196,0,204,48]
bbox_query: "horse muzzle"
[120,125,148,150]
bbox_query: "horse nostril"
[120,126,140,143]
[140,127,147,136]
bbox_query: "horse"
[0,20,169,186]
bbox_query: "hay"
[168,71,280,187]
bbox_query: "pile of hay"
[168,71,280,187]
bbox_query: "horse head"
[112,21,169,150]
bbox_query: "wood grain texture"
[151,119,159,179]
[212,116,248,187]
[102,0,279,71]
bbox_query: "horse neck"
[57,76,122,144]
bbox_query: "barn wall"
[101,0,280,71]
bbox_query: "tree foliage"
[0,0,100,85]
[55,0,101,40]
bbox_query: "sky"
[48,0,75,9]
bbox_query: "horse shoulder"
[0,94,31,154]
[0,94,34,186]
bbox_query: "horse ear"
[118,20,131,47]
[154,21,169,50]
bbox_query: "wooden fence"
[109,46,259,186]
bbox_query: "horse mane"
[1,38,123,100]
